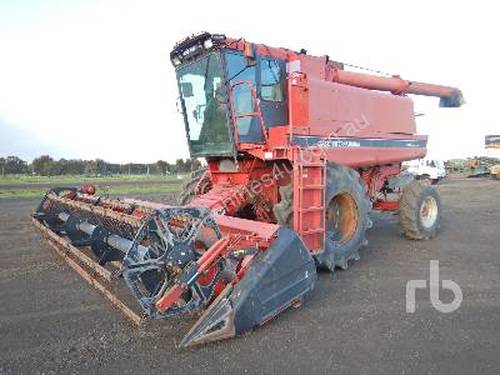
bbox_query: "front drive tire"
[399,180,442,240]
[273,163,372,272]
[177,168,208,205]
[315,163,372,271]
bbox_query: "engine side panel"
[307,78,417,137]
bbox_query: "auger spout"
[332,69,464,107]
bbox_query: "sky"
[0,0,499,163]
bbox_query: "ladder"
[293,148,326,254]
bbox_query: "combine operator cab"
[172,32,287,157]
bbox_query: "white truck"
[404,159,447,184]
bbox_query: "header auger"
[33,32,463,347]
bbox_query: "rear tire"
[399,180,442,240]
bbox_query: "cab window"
[260,58,283,102]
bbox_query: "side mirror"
[180,82,194,97]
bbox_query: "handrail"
[228,80,268,144]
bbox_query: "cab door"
[258,57,288,127]
[225,51,264,144]
[224,52,288,144]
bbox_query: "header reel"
[34,188,232,319]
[122,206,227,318]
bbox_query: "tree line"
[0,155,202,176]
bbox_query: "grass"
[0,174,185,199]
[0,174,184,186]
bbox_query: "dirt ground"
[1,178,499,374]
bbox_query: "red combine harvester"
[33,32,463,347]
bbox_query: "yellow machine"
[490,165,500,180]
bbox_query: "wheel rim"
[419,196,438,229]
[327,193,359,245]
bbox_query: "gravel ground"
[0,178,499,374]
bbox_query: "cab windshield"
[176,52,233,157]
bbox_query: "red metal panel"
[288,71,309,131]
[321,146,426,168]
[307,79,417,138]
[373,200,400,212]
[267,126,289,148]
[215,215,278,240]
